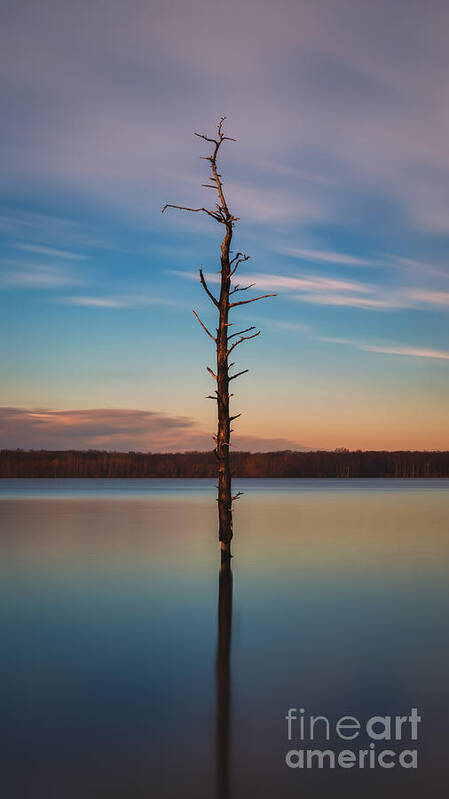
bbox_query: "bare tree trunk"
[217,223,233,558]
[162,118,276,561]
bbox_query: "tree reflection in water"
[215,558,233,799]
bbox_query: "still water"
[1,479,448,798]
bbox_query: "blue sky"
[1,0,449,450]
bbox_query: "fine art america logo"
[285,707,421,769]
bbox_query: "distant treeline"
[1,449,449,478]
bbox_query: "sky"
[1,0,449,451]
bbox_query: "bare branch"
[230,413,242,422]
[206,366,217,380]
[230,252,250,275]
[232,491,244,501]
[229,369,249,381]
[195,123,233,222]
[230,252,243,265]
[192,309,216,341]
[199,268,219,307]
[227,330,261,356]
[228,326,256,340]
[230,282,256,295]
[161,203,223,223]
[194,132,218,144]
[230,293,277,308]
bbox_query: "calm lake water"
[1,478,448,798]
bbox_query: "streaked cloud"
[2,0,449,236]
[282,247,374,267]
[384,254,448,279]
[0,209,115,250]
[60,297,130,309]
[0,407,308,452]
[0,262,80,289]
[13,243,88,260]
[298,293,406,310]
[174,269,373,294]
[57,294,173,309]
[244,273,371,293]
[406,289,449,307]
[320,336,449,361]
[225,181,326,224]
[259,160,335,187]
[173,268,436,310]
[2,0,449,239]
[175,267,449,311]
[265,319,311,334]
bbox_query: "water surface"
[1,479,448,798]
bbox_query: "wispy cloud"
[298,293,406,310]
[282,247,374,267]
[264,319,311,334]
[58,294,174,309]
[3,0,449,239]
[320,336,449,361]
[173,268,414,310]
[173,269,373,294]
[406,289,449,307]
[0,262,80,289]
[245,273,371,293]
[384,254,448,279]
[13,243,88,260]
[225,182,326,224]
[0,209,114,250]
[259,160,335,187]
[172,267,449,311]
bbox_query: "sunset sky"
[1,0,449,451]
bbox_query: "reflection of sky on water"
[1,479,448,797]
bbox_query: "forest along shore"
[1,450,449,478]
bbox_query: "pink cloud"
[406,289,449,307]
[0,407,308,452]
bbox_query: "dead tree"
[162,118,275,561]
